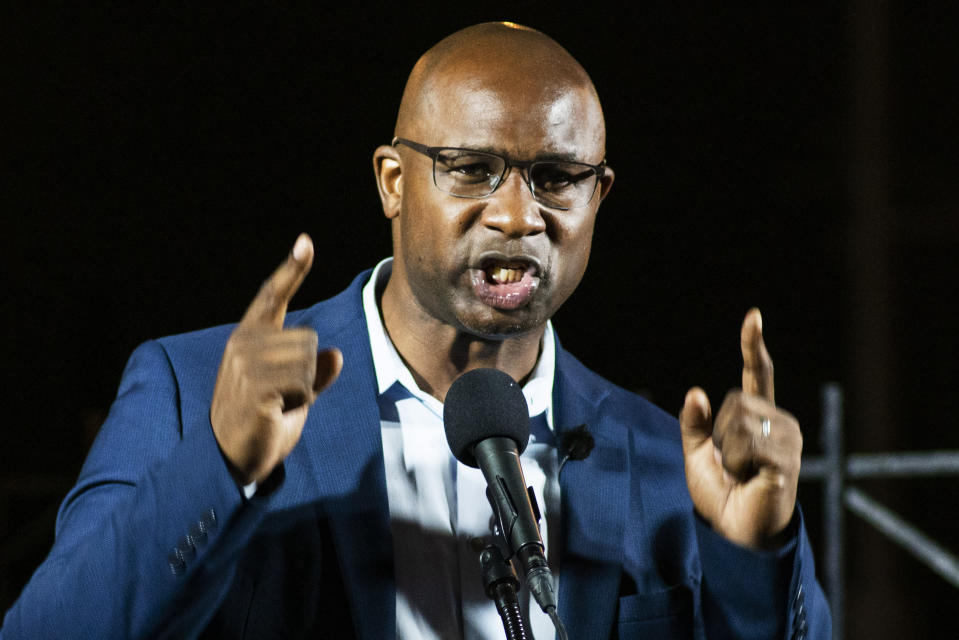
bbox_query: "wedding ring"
[761,416,771,438]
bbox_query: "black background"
[2,4,958,637]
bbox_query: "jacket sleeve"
[696,507,831,640]
[1,340,272,639]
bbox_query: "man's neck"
[379,277,544,403]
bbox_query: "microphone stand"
[479,490,569,640]
[479,542,530,640]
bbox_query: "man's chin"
[456,306,547,340]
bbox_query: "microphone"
[558,424,594,474]
[444,368,558,615]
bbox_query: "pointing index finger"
[240,234,314,329]
[741,307,775,405]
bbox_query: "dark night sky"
[3,5,958,637]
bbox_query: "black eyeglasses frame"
[391,137,606,211]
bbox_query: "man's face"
[392,69,611,339]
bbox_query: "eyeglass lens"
[433,149,598,208]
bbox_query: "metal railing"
[799,384,959,640]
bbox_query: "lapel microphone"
[558,424,594,475]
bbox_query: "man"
[3,22,828,639]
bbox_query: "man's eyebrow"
[455,144,585,164]
[534,151,585,163]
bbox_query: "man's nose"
[479,169,546,238]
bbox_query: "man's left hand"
[679,308,803,549]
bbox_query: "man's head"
[374,22,613,339]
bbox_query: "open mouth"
[471,256,541,310]
[487,262,533,284]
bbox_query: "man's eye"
[450,162,495,177]
[438,154,500,183]
[539,171,573,189]
[534,165,595,192]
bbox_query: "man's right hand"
[210,234,343,485]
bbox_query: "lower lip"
[470,269,540,310]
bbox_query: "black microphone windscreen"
[444,368,530,468]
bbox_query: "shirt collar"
[362,258,555,428]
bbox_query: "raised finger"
[741,308,775,404]
[240,234,314,329]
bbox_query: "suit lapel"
[282,277,632,639]
[296,274,396,640]
[554,347,631,638]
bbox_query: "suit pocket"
[615,585,694,639]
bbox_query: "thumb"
[679,387,727,526]
[679,387,713,456]
[312,347,343,397]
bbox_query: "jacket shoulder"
[152,269,372,367]
[556,346,678,435]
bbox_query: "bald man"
[3,23,828,639]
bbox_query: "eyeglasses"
[392,137,606,210]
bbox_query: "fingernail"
[293,234,309,261]
[686,388,709,416]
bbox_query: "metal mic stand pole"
[479,542,531,640]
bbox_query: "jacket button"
[175,538,196,562]
[167,551,187,576]
[200,508,217,530]
[187,521,207,547]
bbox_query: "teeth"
[492,267,524,284]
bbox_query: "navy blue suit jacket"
[3,271,829,639]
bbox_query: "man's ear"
[598,166,614,202]
[373,145,403,219]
